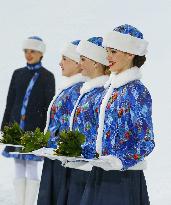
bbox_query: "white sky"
[0,0,171,204]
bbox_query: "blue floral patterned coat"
[70,76,109,159]
[47,74,86,148]
[95,67,155,170]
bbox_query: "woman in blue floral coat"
[37,40,87,205]
[63,36,109,205]
[80,25,155,205]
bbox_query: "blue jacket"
[47,74,87,148]
[70,75,109,159]
[95,67,155,170]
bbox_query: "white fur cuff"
[90,156,147,171]
[64,161,93,171]
[90,155,123,171]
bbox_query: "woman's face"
[59,55,80,77]
[24,49,43,64]
[79,56,95,77]
[106,48,134,73]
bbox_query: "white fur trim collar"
[44,73,87,134]
[104,66,142,89]
[69,75,109,131]
[96,67,142,155]
[110,66,142,88]
[59,73,88,91]
[80,75,109,95]
[104,72,117,88]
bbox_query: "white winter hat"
[22,36,46,54]
[77,37,109,66]
[103,24,148,56]
[61,40,81,63]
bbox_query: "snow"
[0,0,171,204]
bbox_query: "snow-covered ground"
[0,0,171,204]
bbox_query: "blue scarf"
[19,62,42,130]
[27,61,42,70]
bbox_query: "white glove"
[32,147,54,156]
[64,161,93,171]
[90,155,123,171]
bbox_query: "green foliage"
[54,130,85,157]
[21,128,50,153]
[0,122,24,145]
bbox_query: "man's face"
[24,49,43,64]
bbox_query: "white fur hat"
[77,37,109,66]
[103,24,148,56]
[61,40,80,63]
[22,36,46,54]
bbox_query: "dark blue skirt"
[37,158,90,205]
[37,158,69,205]
[66,169,90,205]
[80,167,150,205]
[37,158,54,205]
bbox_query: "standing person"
[64,36,109,205]
[37,40,87,205]
[80,25,155,205]
[1,36,55,205]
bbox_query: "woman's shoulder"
[122,80,151,96]
[12,67,28,77]
[68,81,84,91]
[125,80,152,105]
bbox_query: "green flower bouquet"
[20,128,50,153]
[0,122,24,152]
[54,130,85,157]
[0,122,24,145]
